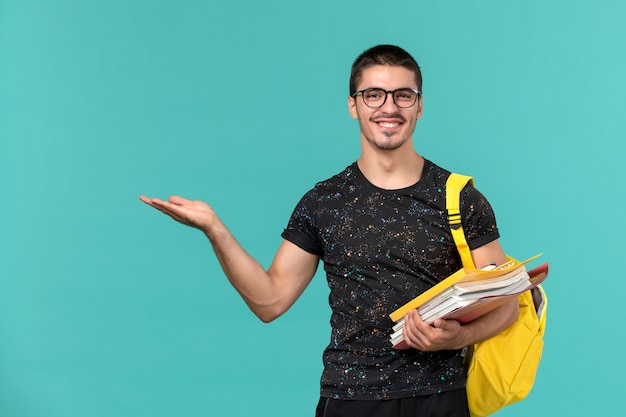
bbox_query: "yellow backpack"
[446,173,547,417]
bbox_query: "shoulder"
[424,159,484,203]
[303,162,361,200]
[421,159,452,188]
[415,159,454,204]
[422,159,494,216]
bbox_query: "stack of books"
[389,256,548,349]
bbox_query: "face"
[348,65,423,152]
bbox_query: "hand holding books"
[389,256,548,350]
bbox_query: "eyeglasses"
[352,88,421,108]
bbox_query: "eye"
[365,89,383,100]
[395,89,415,101]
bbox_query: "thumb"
[432,318,451,329]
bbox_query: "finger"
[408,309,432,332]
[139,195,163,207]
[139,196,164,209]
[403,311,428,349]
[140,197,186,219]
[139,195,164,205]
[432,319,447,329]
[169,195,192,205]
[432,318,460,333]
[140,196,185,210]
[144,200,178,217]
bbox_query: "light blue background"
[1,1,624,416]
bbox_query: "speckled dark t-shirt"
[281,159,499,400]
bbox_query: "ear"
[415,96,423,120]
[348,96,358,120]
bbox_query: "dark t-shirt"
[281,159,500,400]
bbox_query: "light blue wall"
[1,1,624,416]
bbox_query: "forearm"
[456,298,519,348]
[203,219,283,320]
[203,219,318,323]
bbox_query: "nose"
[379,91,400,112]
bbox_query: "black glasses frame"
[352,88,421,108]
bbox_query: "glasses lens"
[362,89,386,107]
[393,89,418,108]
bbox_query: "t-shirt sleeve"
[460,184,500,250]
[281,190,324,256]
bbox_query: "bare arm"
[401,239,519,351]
[139,195,319,322]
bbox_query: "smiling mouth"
[377,121,400,128]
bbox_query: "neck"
[357,147,425,190]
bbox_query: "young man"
[140,45,518,417]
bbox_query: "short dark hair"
[349,45,422,96]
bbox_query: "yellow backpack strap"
[446,173,476,270]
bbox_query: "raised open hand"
[139,195,217,232]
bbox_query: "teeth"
[378,122,399,128]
